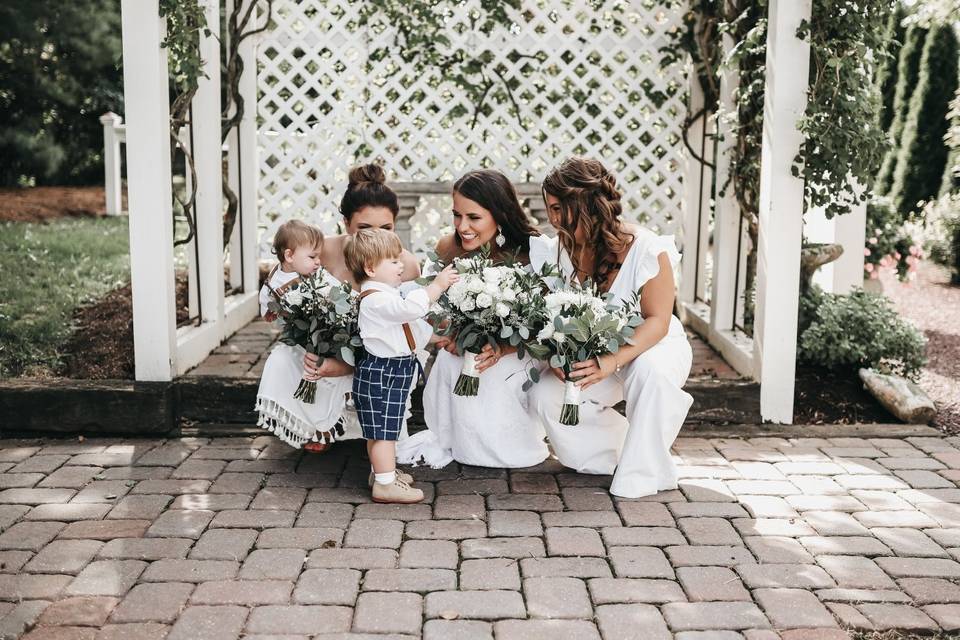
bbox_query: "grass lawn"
[0,216,130,377]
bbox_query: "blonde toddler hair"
[344,228,403,283]
[272,220,324,263]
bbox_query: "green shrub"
[923,193,960,284]
[888,22,959,218]
[799,289,927,380]
[875,24,927,196]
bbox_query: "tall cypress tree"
[889,23,959,217]
[943,88,960,196]
[876,4,907,133]
[875,24,927,195]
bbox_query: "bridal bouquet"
[431,253,546,396]
[267,269,362,404]
[525,286,643,425]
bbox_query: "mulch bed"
[61,274,190,379]
[793,364,897,425]
[0,186,125,223]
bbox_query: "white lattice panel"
[257,0,687,257]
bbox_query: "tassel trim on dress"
[254,396,345,449]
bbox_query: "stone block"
[399,540,459,569]
[856,603,938,631]
[36,596,119,627]
[189,580,292,605]
[97,538,193,561]
[815,555,896,589]
[295,502,354,528]
[596,603,670,640]
[363,568,456,592]
[307,547,398,570]
[424,590,526,620]
[735,563,835,589]
[460,558,521,590]
[293,568,360,605]
[238,548,306,580]
[406,519,487,540]
[461,536,544,559]
[353,592,422,635]
[753,588,837,628]
[190,528,257,561]
[545,527,604,557]
[487,511,542,537]
[524,577,592,619]
[520,557,612,578]
[344,518,404,549]
[165,604,248,640]
[256,527,343,550]
[141,559,239,583]
[676,566,750,602]
[110,582,194,623]
[661,602,770,631]
[609,546,674,579]
[65,560,146,597]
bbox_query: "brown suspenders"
[265,264,302,302]
[358,289,417,353]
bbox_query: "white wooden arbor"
[678,0,867,423]
[120,0,260,381]
[117,0,867,423]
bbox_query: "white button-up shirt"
[358,280,434,358]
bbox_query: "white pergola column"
[679,72,714,307]
[753,0,813,423]
[222,0,263,338]
[120,0,176,381]
[176,0,225,371]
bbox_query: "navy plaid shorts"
[352,354,419,441]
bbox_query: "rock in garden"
[859,368,936,424]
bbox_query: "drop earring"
[495,225,506,247]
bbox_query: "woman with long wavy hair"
[397,169,550,468]
[528,157,693,498]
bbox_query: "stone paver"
[7,433,960,637]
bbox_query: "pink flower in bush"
[864,247,871,256]
[864,262,874,273]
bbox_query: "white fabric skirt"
[255,343,356,448]
[397,349,549,469]
[528,317,694,498]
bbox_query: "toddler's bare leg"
[368,440,397,475]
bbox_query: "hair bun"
[348,163,386,188]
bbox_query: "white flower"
[459,297,476,311]
[284,290,304,306]
[467,277,485,294]
[495,303,510,317]
[482,267,502,284]
[537,324,555,341]
[501,287,517,302]
[476,293,493,308]
[553,331,565,343]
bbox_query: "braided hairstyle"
[339,163,399,222]
[542,157,633,289]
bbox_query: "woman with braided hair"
[528,157,693,498]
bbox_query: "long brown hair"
[452,169,540,259]
[542,157,633,288]
[339,163,399,221]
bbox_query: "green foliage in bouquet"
[798,288,927,380]
[525,286,643,425]
[268,269,362,403]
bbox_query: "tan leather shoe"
[368,470,413,488]
[372,478,424,504]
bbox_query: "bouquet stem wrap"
[454,351,481,396]
[293,352,318,404]
[560,379,581,425]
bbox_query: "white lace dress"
[396,262,550,469]
[527,231,694,498]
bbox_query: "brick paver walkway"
[4,433,960,638]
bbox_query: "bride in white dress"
[528,157,693,498]
[397,169,550,469]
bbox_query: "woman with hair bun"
[397,169,550,469]
[528,157,693,498]
[296,164,421,452]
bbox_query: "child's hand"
[432,264,460,291]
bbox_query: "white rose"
[467,277,485,293]
[553,331,565,343]
[501,288,517,302]
[459,298,476,311]
[284,290,303,306]
[476,293,493,308]
[536,325,554,341]
[495,303,510,317]
[482,267,502,284]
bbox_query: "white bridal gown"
[256,270,375,448]
[528,231,694,498]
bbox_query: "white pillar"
[679,75,714,306]
[237,0,260,295]
[832,188,867,294]
[193,0,225,332]
[120,0,177,381]
[709,33,740,333]
[753,0,812,423]
[100,112,123,216]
